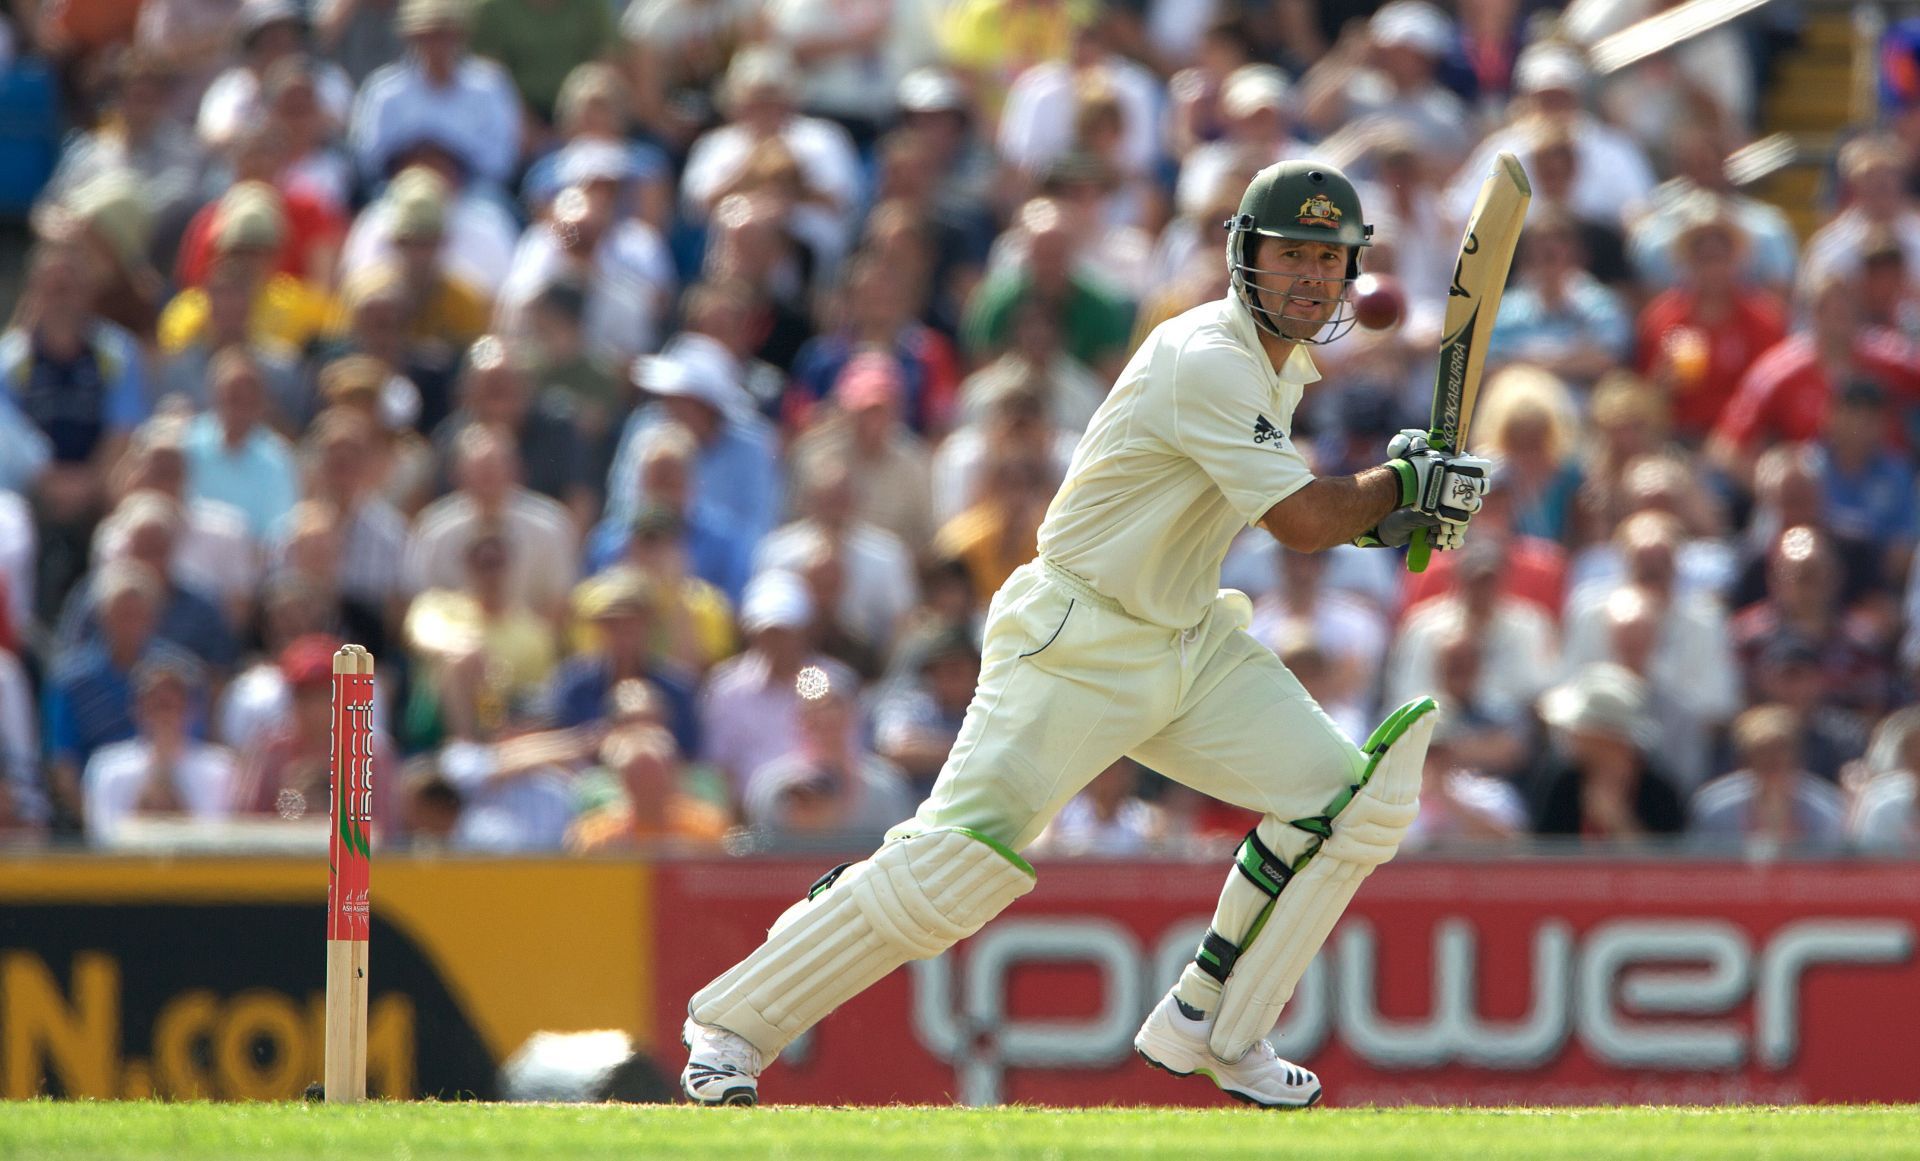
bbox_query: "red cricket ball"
[1351,273,1405,331]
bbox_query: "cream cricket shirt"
[1037,295,1318,629]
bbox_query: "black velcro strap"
[806,862,853,901]
[1233,829,1293,897]
[1194,928,1242,984]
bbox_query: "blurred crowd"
[2,0,1919,859]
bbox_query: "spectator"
[406,422,578,619]
[617,0,763,149]
[606,506,737,673]
[469,0,617,131]
[547,569,700,754]
[1691,705,1847,850]
[1299,1,1473,169]
[37,172,167,342]
[59,491,240,676]
[83,655,235,847]
[519,63,673,229]
[1530,662,1687,843]
[263,62,358,218]
[154,261,305,426]
[1519,120,1629,286]
[337,167,492,361]
[1427,626,1533,780]
[789,252,961,438]
[742,668,911,843]
[1751,634,1870,782]
[566,679,728,851]
[700,195,819,375]
[157,183,336,358]
[1485,206,1631,387]
[1474,365,1583,543]
[934,446,1055,612]
[182,348,302,542]
[43,562,201,829]
[1814,380,1917,587]
[759,465,916,657]
[589,424,752,613]
[173,122,348,290]
[680,46,863,264]
[316,355,437,515]
[0,239,151,622]
[1710,273,1920,485]
[1632,193,1788,442]
[0,645,44,832]
[605,342,781,577]
[1250,548,1390,733]
[997,8,1160,183]
[1030,758,1168,856]
[1561,511,1739,789]
[274,408,410,622]
[430,336,593,525]
[496,158,677,367]
[1732,525,1894,719]
[524,279,625,487]
[198,2,356,151]
[38,50,209,262]
[1402,720,1526,851]
[340,156,520,303]
[699,570,854,806]
[403,531,559,744]
[1387,540,1558,723]
[1849,707,1920,851]
[1802,135,1920,286]
[963,198,1135,381]
[435,699,581,851]
[317,264,456,435]
[1447,42,1655,230]
[938,374,1082,526]
[873,624,978,796]
[762,0,900,146]
[348,0,522,191]
[1178,67,1303,234]
[790,353,937,556]
[1628,123,1798,292]
[102,417,259,628]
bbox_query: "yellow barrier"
[0,856,653,1100]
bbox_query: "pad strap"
[1233,828,1293,896]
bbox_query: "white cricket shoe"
[680,1018,762,1106]
[1133,992,1322,1108]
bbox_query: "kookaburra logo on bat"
[1449,233,1480,298]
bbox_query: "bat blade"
[1407,152,1532,573]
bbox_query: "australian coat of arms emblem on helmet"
[1296,194,1342,228]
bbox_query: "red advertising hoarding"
[652,858,1920,1106]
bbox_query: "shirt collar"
[1223,294,1323,390]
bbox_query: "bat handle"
[1406,529,1432,573]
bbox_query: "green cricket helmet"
[1225,160,1374,344]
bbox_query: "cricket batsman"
[681,161,1491,1108]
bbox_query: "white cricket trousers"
[902,558,1368,866]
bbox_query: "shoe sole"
[1135,1047,1322,1109]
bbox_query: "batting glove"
[1387,448,1493,524]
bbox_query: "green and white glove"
[1385,431,1492,525]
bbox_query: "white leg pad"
[1209,707,1434,1063]
[690,827,1036,1060]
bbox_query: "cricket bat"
[1406,152,1532,573]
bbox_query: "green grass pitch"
[8,1103,1920,1160]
